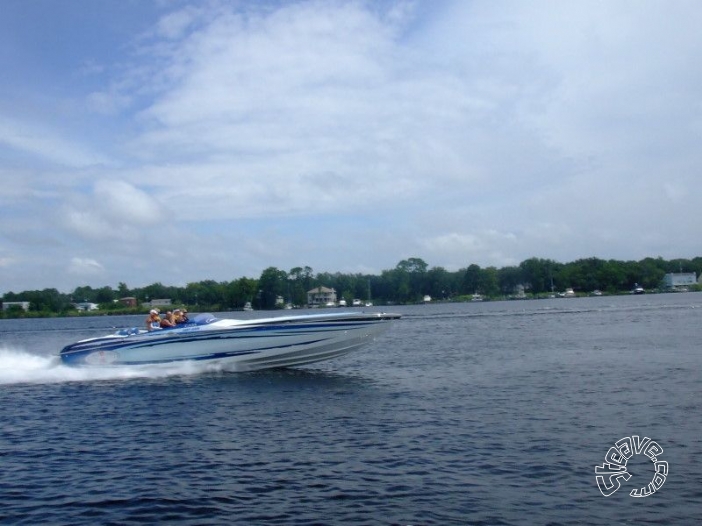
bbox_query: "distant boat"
[352,299,362,307]
[563,288,576,298]
[423,295,432,303]
[471,293,484,302]
[243,302,253,311]
[591,289,603,296]
[338,299,347,307]
[631,283,645,294]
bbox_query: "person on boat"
[174,308,189,325]
[160,310,177,328]
[146,309,161,331]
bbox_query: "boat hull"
[59,312,400,371]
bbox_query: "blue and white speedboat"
[59,311,400,371]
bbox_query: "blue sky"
[1,0,701,293]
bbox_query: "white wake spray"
[0,346,221,385]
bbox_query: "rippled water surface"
[1,294,701,524]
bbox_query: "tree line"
[1,256,700,317]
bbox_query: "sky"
[1,0,701,294]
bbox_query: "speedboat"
[59,311,401,371]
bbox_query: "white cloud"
[1,0,701,292]
[63,208,111,240]
[155,5,202,40]
[86,90,132,115]
[122,2,478,205]
[60,180,167,244]
[68,257,105,276]
[0,116,108,167]
[94,179,165,225]
[662,182,687,204]
[420,230,520,270]
[0,256,16,268]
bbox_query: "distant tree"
[1,304,28,318]
[26,288,70,312]
[497,266,522,295]
[478,266,500,297]
[330,272,354,304]
[394,257,428,302]
[224,277,258,309]
[142,282,170,302]
[288,267,305,304]
[462,264,482,295]
[95,286,115,304]
[601,259,627,292]
[426,266,453,299]
[519,258,560,294]
[352,274,374,302]
[639,257,667,289]
[195,280,225,308]
[117,282,130,298]
[257,267,288,309]
[72,285,96,303]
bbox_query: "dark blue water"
[1,295,701,525]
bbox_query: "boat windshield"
[192,313,219,325]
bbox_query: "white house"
[2,301,30,311]
[307,287,337,306]
[662,272,697,289]
[75,302,99,311]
